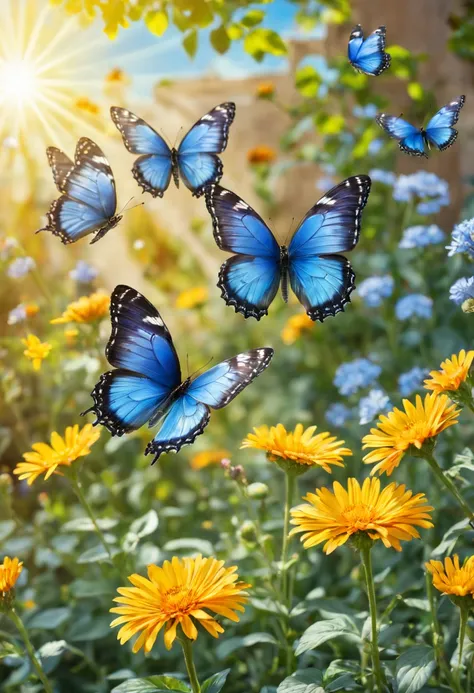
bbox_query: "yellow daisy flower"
[0,556,23,593]
[13,424,100,485]
[25,303,39,318]
[424,349,474,394]
[256,82,275,98]
[105,67,130,85]
[281,313,314,345]
[247,145,276,165]
[22,334,52,371]
[51,290,110,324]
[362,393,460,476]
[426,555,474,598]
[290,477,433,554]
[75,97,100,115]
[110,555,250,653]
[242,423,351,473]
[190,449,230,470]
[175,286,208,310]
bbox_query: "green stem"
[280,471,296,603]
[423,452,474,524]
[360,545,385,693]
[179,636,201,693]
[8,609,54,693]
[455,607,469,686]
[425,573,462,692]
[69,471,114,562]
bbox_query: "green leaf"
[446,448,474,478]
[163,538,213,554]
[68,615,112,641]
[37,640,70,674]
[216,632,279,659]
[318,114,345,135]
[69,578,115,598]
[62,517,118,532]
[431,518,470,557]
[277,669,324,693]
[27,608,71,630]
[295,65,321,98]
[244,29,287,59]
[404,598,430,612]
[295,618,360,656]
[112,676,191,693]
[130,510,159,538]
[183,29,198,58]
[0,520,15,542]
[172,8,189,32]
[227,23,244,40]
[145,10,168,37]
[210,25,230,55]
[77,544,121,564]
[407,82,423,101]
[396,645,436,693]
[201,669,231,693]
[241,10,265,28]
[387,45,412,59]
[325,674,358,692]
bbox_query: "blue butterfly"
[375,96,466,157]
[83,285,273,462]
[348,25,391,76]
[110,102,235,198]
[38,138,121,245]
[205,176,371,321]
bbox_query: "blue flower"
[69,260,98,283]
[369,169,396,186]
[446,218,474,259]
[0,236,18,260]
[449,276,474,305]
[358,275,394,307]
[368,138,383,155]
[395,294,433,320]
[393,172,449,212]
[7,304,27,325]
[334,358,381,396]
[353,103,378,119]
[399,224,445,249]
[398,367,429,397]
[359,389,391,425]
[325,403,352,428]
[7,256,35,279]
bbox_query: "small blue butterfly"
[38,138,121,245]
[83,285,273,462]
[375,96,466,157]
[205,176,371,321]
[348,25,391,76]
[110,102,235,198]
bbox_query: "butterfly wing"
[424,95,465,151]
[206,185,281,319]
[46,147,74,193]
[85,285,181,435]
[375,114,426,156]
[110,106,173,197]
[288,176,371,321]
[177,102,235,196]
[348,25,391,76]
[40,197,119,245]
[145,347,274,462]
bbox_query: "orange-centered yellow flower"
[256,82,275,98]
[290,477,433,554]
[110,555,250,653]
[0,556,23,593]
[362,393,460,476]
[22,334,52,371]
[175,286,208,310]
[281,313,314,345]
[75,97,100,115]
[191,449,230,470]
[51,291,110,324]
[424,349,474,394]
[247,145,276,165]
[242,423,351,473]
[14,424,100,485]
[426,555,474,597]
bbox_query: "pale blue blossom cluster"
[325,403,352,428]
[395,294,433,320]
[333,358,381,396]
[399,225,445,249]
[449,276,474,305]
[446,218,474,259]
[393,171,449,215]
[369,169,396,186]
[7,304,27,325]
[359,389,391,425]
[398,367,428,397]
[358,275,394,307]
[69,261,98,284]
[7,256,35,279]
[353,104,378,119]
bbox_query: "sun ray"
[36,36,104,76]
[24,3,51,61]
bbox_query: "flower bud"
[247,482,269,500]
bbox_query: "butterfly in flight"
[110,102,235,198]
[348,25,391,76]
[205,176,371,321]
[83,285,273,462]
[375,96,466,157]
[37,138,122,245]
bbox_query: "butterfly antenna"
[186,353,190,378]
[283,216,296,246]
[118,197,144,216]
[173,126,184,149]
[189,356,214,381]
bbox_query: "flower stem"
[423,452,474,524]
[69,471,114,562]
[360,545,385,693]
[8,609,54,693]
[179,636,201,693]
[455,607,469,686]
[280,471,296,602]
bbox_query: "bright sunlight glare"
[0,58,39,105]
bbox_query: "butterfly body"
[38,138,120,244]
[207,176,371,322]
[84,285,273,462]
[111,103,235,198]
[348,25,391,76]
[376,96,465,157]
